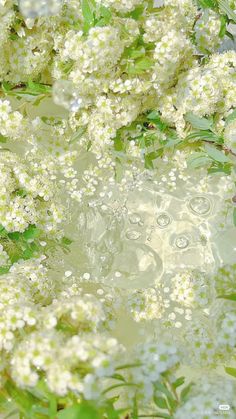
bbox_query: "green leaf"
[81,0,95,33]
[154,396,168,410]
[0,224,7,236]
[187,152,212,168]
[0,134,7,143]
[132,396,138,419]
[172,376,185,389]
[111,373,126,382]
[61,236,73,246]
[147,111,167,131]
[225,366,236,378]
[49,395,57,419]
[219,14,227,37]
[154,381,175,406]
[27,81,52,94]
[96,5,112,26]
[198,0,217,8]
[57,403,99,419]
[145,149,163,169]
[226,30,234,41]
[15,188,27,197]
[22,225,41,240]
[186,130,224,144]
[8,231,21,241]
[129,5,145,19]
[234,208,236,227]
[219,0,236,23]
[127,57,154,75]
[218,293,236,301]
[180,383,193,402]
[204,144,230,163]
[0,266,10,275]
[185,113,213,130]
[208,162,232,175]
[70,126,87,144]
[225,108,236,125]
[22,245,36,260]
[1,81,14,91]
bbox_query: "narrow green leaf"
[219,15,227,37]
[154,396,168,410]
[185,113,213,130]
[70,126,87,143]
[226,30,234,41]
[132,395,138,419]
[111,373,126,382]
[172,376,185,389]
[27,81,52,94]
[204,144,230,163]
[225,366,236,378]
[154,382,175,405]
[187,153,212,168]
[186,130,221,143]
[61,236,73,246]
[180,383,193,402]
[218,293,236,301]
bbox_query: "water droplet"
[53,80,83,112]
[19,0,63,18]
[175,235,189,249]
[156,213,171,228]
[126,230,141,240]
[189,196,211,215]
[129,213,141,224]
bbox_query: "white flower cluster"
[217,309,236,349]
[175,377,236,419]
[129,340,179,398]
[195,10,221,53]
[0,149,63,233]
[128,288,165,322]
[169,270,211,308]
[0,0,236,416]
[213,264,236,295]
[11,332,123,398]
[0,99,24,140]
[96,0,143,13]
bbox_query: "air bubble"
[156,213,171,228]
[126,230,141,240]
[189,196,211,215]
[175,235,189,249]
[129,213,141,224]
